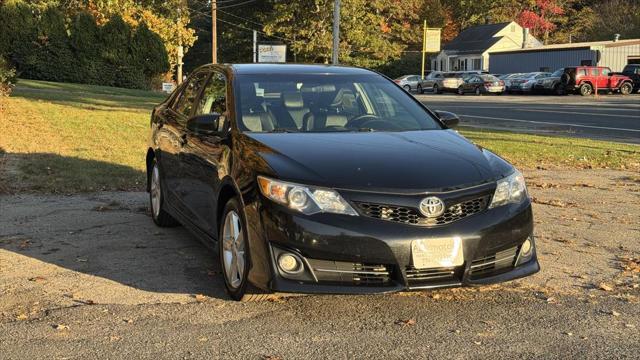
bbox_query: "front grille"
[405,266,458,287]
[356,195,490,227]
[307,258,392,286]
[469,246,518,279]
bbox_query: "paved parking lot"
[417,93,640,144]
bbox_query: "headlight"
[257,176,358,216]
[489,170,528,208]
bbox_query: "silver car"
[507,72,551,93]
[393,75,423,93]
[533,68,565,95]
[421,71,446,93]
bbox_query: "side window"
[173,72,209,117]
[591,68,599,76]
[602,68,610,76]
[195,72,227,116]
[578,69,588,76]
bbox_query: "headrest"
[240,83,259,110]
[282,92,304,109]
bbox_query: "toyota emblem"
[419,196,445,218]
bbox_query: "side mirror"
[434,110,460,128]
[186,113,222,136]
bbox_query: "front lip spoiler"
[268,257,540,295]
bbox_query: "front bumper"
[246,185,538,294]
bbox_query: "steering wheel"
[346,114,402,131]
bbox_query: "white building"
[432,21,542,72]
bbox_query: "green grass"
[0,79,638,193]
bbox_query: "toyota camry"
[147,64,539,301]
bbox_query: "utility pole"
[332,0,340,65]
[212,0,217,64]
[177,45,184,84]
[421,20,426,80]
[253,30,257,63]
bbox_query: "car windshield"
[479,75,499,81]
[236,74,442,133]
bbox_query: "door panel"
[165,71,211,218]
[180,71,230,237]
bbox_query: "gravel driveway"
[1,170,639,359]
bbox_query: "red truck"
[560,66,634,96]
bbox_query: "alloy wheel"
[150,164,161,218]
[222,210,246,289]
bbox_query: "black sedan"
[147,64,538,301]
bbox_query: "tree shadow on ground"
[0,152,230,300]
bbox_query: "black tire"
[457,86,464,95]
[403,85,411,92]
[433,84,440,94]
[219,197,273,302]
[417,84,423,94]
[553,84,565,95]
[619,82,633,95]
[149,159,179,227]
[579,83,593,96]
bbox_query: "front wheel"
[619,82,633,95]
[579,83,593,96]
[219,198,272,302]
[149,159,179,227]
[403,85,411,92]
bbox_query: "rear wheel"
[149,159,179,227]
[579,83,593,96]
[219,198,272,302]
[619,82,633,95]
[553,84,565,95]
[403,85,411,92]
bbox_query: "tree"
[131,22,170,76]
[516,0,565,43]
[262,0,446,69]
[584,0,640,41]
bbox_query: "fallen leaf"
[123,319,133,324]
[395,318,416,326]
[53,324,69,330]
[28,276,47,283]
[564,332,573,336]
[194,294,207,303]
[611,310,621,317]
[599,283,614,292]
[473,341,482,345]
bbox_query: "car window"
[195,72,227,116]
[173,72,209,117]
[602,68,610,76]
[578,69,587,76]
[590,68,599,76]
[236,74,441,133]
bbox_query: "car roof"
[222,63,378,76]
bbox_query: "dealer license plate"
[411,237,464,269]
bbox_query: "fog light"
[521,238,532,256]
[278,253,302,273]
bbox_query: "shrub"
[0,57,18,96]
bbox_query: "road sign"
[162,83,175,93]
[424,28,441,53]
[258,44,287,63]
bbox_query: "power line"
[188,6,290,42]
[218,8,265,28]
[215,0,257,10]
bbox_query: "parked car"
[499,73,524,90]
[621,64,640,92]
[394,74,425,93]
[148,63,539,301]
[421,71,446,93]
[560,66,634,96]
[457,74,505,95]
[440,72,467,93]
[533,68,565,95]
[507,72,550,93]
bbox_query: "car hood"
[245,130,513,193]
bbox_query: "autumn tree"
[517,0,565,43]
